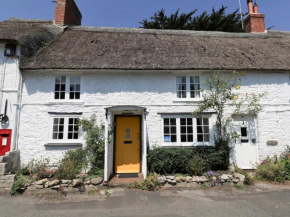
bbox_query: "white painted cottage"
[0,0,290,181]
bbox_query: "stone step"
[0,163,8,175]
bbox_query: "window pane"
[164,127,169,134]
[171,127,176,134]
[204,134,210,142]
[197,126,203,133]
[55,84,60,91]
[187,126,193,134]
[53,126,58,132]
[187,119,192,125]
[76,84,80,91]
[75,92,80,99]
[70,84,75,92]
[61,84,66,91]
[171,135,177,142]
[170,119,176,125]
[164,135,171,142]
[74,133,78,139]
[164,119,169,125]
[197,134,203,142]
[59,133,63,140]
[59,118,64,125]
[68,125,73,131]
[60,92,65,99]
[68,133,73,139]
[53,133,58,140]
[54,118,59,125]
[55,76,60,84]
[197,118,202,125]
[241,127,247,137]
[59,125,64,132]
[181,127,186,134]
[61,76,66,83]
[203,118,209,126]
[203,126,209,134]
[181,135,187,142]
[187,135,193,142]
[180,118,186,125]
[69,118,73,124]
[181,92,186,98]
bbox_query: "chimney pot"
[253,3,259,13]
[247,0,254,14]
[54,0,82,26]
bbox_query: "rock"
[61,180,72,184]
[157,176,167,185]
[47,180,60,188]
[72,179,83,187]
[51,185,60,190]
[185,176,192,182]
[234,173,245,184]
[91,177,103,185]
[167,179,177,185]
[85,179,91,185]
[232,179,240,184]
[175,177,182,183]
[196,176,207,183]
[61,184,69,187]
[166,176,175,180]
[36,185,44,189]
[221,174,233,182]
[36,178,48,185]
[191,176,199,182]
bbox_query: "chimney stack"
[54,0,82,26]
[244,0,265,33]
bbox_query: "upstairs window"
[176,76,201,99]
[54,76,66,100]
[54,76,81,100]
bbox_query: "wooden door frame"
[113,115,142,174]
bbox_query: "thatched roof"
[0,18,62,67]
[1,19,290,71]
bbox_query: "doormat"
[118,173,139,178]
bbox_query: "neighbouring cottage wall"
[18,71,290,165]
[0,44,21,151]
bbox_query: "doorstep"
[108,173,143,187]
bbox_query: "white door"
[233,116,258,169]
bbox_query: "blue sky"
[1,0,289,31]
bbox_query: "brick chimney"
[54,0,82,26]
[244,0,265,33]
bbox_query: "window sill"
[45,141,83,146]
[162,142,212,146]
[173,98,202,103]
[48,101,84,105]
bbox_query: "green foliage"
[55,115,106,179]
[148,145,230,175]
[104,189,111,197]
[284,161,290,180]
[55,148,86,180]
[256,156,285,183]
[233,184,242,190]
[141,6,243,32]
[200,184,209,190]
[126,174,161,191]
[17,159,53,179]
[10,175,31,196]
[193,71,265,142]
[187,155,206,176]
[79,115,106,170]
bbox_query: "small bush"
[233,184,242,190]
[284,160,290,180]
[256,156,285,183]
[10,175,31,196]
[55,148,86,180]
[126,174,160,191]
[187,155,206,176]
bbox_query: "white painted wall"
[0,43,21,151]
[18,71,290,169]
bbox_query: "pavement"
[0,183,290,217]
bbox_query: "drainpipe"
[104,109,109,182]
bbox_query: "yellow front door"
[115,116,141,173]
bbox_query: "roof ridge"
[6,17,53,23]
[68,26,276,38]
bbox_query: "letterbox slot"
[1,134,9,137]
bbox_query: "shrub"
[10,175,31,196]
[187,155,206,176]
[126,173,160,191]
[148,142,230,175]
[55,148,86,180]
[285,160,290,180]
[256,156,285,183]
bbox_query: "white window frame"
[161,115,212,146]
[48,114,82,144]
[174,75,202,101]
[53,75,83,101]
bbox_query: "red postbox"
[0,129,12,156]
